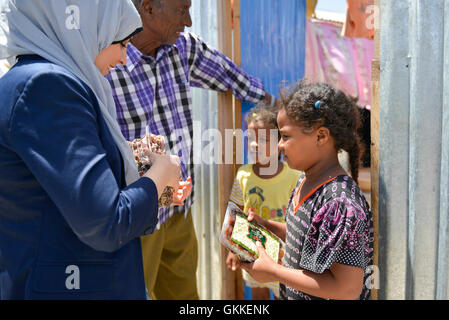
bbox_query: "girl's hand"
[226,251,240,271]
[240,241,278,283]
[172,177,192,206]
[247,207,269,229]
[248,207,286,241]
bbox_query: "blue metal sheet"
[240,0,306,163]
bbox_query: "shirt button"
[178,150,183,157]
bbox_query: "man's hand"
[171,177,192,206]
[263,92,272,106]
[263,92,278,110]
[226,251,240,271]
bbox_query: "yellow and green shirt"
[229,163,302,222]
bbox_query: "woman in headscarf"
[0,0,183,299]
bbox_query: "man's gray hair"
[130,0,162,9]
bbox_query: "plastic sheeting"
[306,18,374,108]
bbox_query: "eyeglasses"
[119,41,128,49]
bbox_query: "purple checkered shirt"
[107,32,266,228]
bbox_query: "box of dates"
[128,132,174,208]
[220,202,285,263]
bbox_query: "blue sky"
[316,0,347,14]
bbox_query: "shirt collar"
[122,38,181,73]
[124,43,143,73]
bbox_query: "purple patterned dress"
[279,175,374,300]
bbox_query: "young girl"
[240,81,374,300]
[226,104,302,300]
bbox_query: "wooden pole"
[217,0,238,300]
[232,0,245,300]
[370,0,380,300]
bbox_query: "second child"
[241,81,374,300]
[226,104,301,300]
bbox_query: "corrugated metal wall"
[189,0,222,300]
[379,0,449,300]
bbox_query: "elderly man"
[107,0,274,300]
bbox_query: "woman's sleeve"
[299,199,370,274]
[9,71,159,253]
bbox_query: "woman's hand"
[143,150,181,196]
[171,177,192,206]
[226,251,240,271]
[240,241,278,283]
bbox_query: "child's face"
[247,121,279,166]
[277,108,320,171]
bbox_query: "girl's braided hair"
[279,80,364,182]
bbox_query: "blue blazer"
[0,55,159,299]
